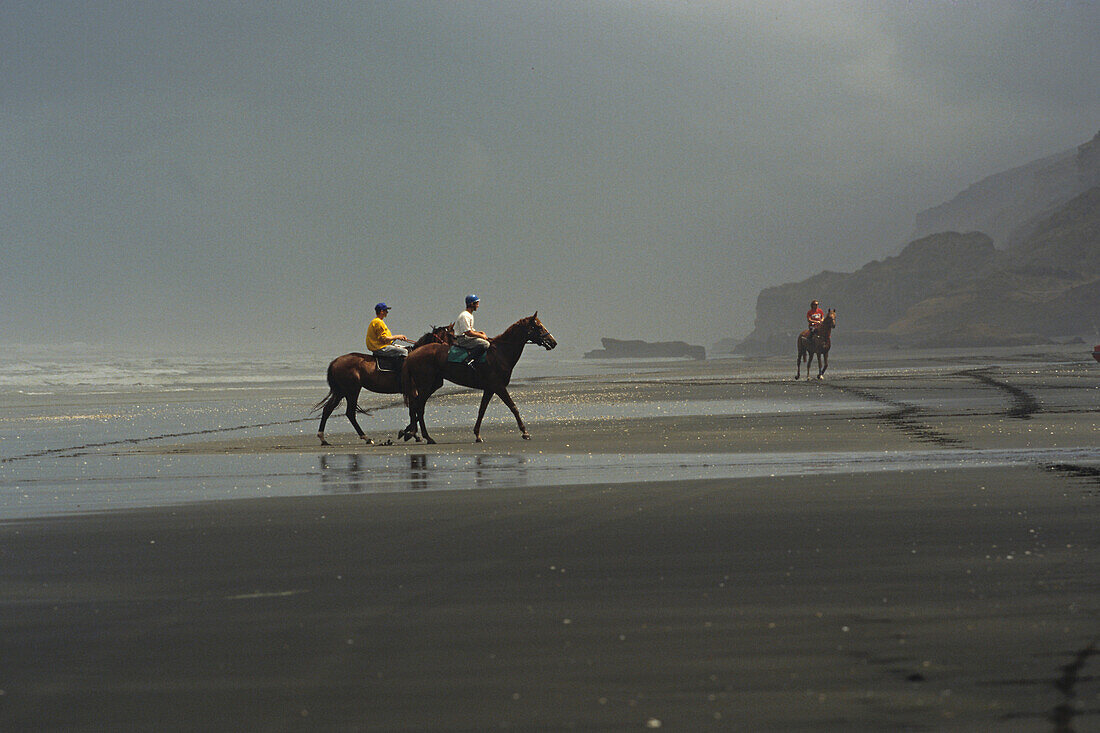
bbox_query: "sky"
[2,1,1098,356]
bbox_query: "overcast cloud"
[2,1,1098,355]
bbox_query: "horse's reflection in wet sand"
[474,455,528,490]
[317,454,529,494]
[318,454,367,494]
[409,454,428,491]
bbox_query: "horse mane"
[491,314,536,344]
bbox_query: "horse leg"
[473,390,494,443]
[317,393,342,445]
[398,398,421,442]
[396,370,420,442]
[399,409,421,442]
[496,387,529,440]
[796,345,804,380]
[819,349,829,379]
[344,389,374,444]
[413,379,444,445]
[415,392,435,444]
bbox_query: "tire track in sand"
[825,384,963,447]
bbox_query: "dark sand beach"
[1,352,1097,730]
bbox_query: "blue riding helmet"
[375,302,390,313]
[465,294,479,307]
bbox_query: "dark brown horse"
[313,324,453,445]
[401,313,557,444]
[796,308,837,380]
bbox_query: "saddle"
[373,354,405,372]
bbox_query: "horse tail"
[310,360,340,414]
[402,368,418,408]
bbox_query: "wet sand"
[1,353,1097,730]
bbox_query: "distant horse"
[401,313,557,444]
[796,308,837,380]
[313,324,453,445]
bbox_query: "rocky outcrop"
[585,338,706,360]
[1004,185,1100,276]
[735,184,1100,354]
[736,232,999,353]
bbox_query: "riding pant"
[372,344,408,358]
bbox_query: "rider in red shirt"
[806,300,824,337]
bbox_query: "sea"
[1,344,1095,520]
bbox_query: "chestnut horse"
[313,324,453,445]
[401,313,557,444]
[796,308,837,380]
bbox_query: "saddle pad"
[447,346,486,364]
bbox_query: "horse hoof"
[360,436,374,444]
[401,432,413,442]
[426,438,436,445]
[522,433,531,440]
[475,436,484,443]
[319,439,330,446]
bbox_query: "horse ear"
[532,311,538,318]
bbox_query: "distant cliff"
[912,130,1100,248]
[736,183,1100,353]
[585,338,706,360]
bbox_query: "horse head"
[433,323,455,344]
[412,324,455,349]
[526,312,557,350]
[825,309,837,329]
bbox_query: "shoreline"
[0,352,1097,729]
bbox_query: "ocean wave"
[0,354,322,394]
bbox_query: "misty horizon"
[3,2,1098,356]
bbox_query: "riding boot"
[465,346,485,369]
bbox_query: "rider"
[366,302,413,360]
[455,294,490,367]
[806,299,825,338]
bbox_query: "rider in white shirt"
[455,294,490,365]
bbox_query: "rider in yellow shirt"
[366,303,413,358]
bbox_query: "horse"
[796,308,837,380]
[313,324,453,445]
[400,313,557,444]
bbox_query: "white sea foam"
[0,350,325,395]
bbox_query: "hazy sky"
[3,1,1098,355]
